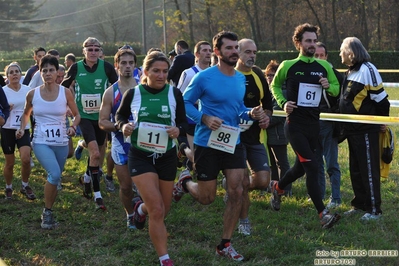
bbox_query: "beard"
[304,47,315,57]
[219,51,238,66]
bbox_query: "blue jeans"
[32,143,68,186]
[317,121,341,203]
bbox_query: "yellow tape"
[273,110,399,124]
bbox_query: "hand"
[284,101,297,114]
[258,115,270,129]
[67,127,76,137]
[166,126,180,139]
[202,114,223,130]
[250,105,266,120]
[319,75,330,89]
[15,129,25,139]
[122,122,134,136]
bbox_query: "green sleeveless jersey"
[74,60,108,120]
[130,84,176,152]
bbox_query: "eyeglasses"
[86,48,100,52]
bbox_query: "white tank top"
[32,85,68,146]
[2,84,32,129]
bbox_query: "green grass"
[1,89,399,266]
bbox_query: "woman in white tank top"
[1,63,35,200]
[16,55,81,229]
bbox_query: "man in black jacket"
[167,40,195,86]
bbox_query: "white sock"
[6,184,12,189]
[94,191,102,200]
[138,203,145,216]
[159,254,170,264]
[127,213,134,219]
[84,173,91,183]
[22,181,29,188]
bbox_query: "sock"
[105,175,113,181]
[218,239,230,250]
[159,254,170,264]
[94,191,102,200]
[83,173,91,183]
[239,217,249,224]
[22,181,29,188]
[127,213,134,219]
[6,184,12,189]
[90,166,100,192]
[137,203,145,216]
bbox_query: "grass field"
[1,89,399,266]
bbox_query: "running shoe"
[216,242,244,262]
[95,197,106,211]
[172,169,191,203]
[127,216,136,229]
[360,213,382,222]
[132,196,146,229]
[161,259,174,266]
[269,180,283,211]
[238,221,251,236]
[4,188,13,200]
[320,209,341,229]
[74,139,84,160]
[20,186,36,200]
[326,199,341,210]
[104,175,116,192]
[79,175,92,199]
[344,208,364,216]
[41,209,59,229]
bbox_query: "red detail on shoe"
[161,259,174,266]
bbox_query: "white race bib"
[9,110,23,129]
[137,122,169,153]
[41,122,63,144]
[81,94,101,113]
[297,83,322,107]
[207,124,239,154]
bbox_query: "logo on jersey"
[311,72,323,76]
[140,107,147,111]
[79,73,87,77]
[295,72,304,75]
[162,105,168,112]
[94,79,103,87]
[157,114,171,118]
[139,112,149,117]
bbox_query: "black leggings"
[278,120,325,214]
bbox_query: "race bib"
[9,110,23,129]
[41,122,63,144]
[207,124,239,154]
[137,122,169,153]
[81,94,101,113]
[297,83,322,107]
[239,118,254,132]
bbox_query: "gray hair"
[341,37,370,64]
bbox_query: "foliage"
[0,0,45,51]
[0,89,399,266]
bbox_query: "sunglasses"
[86,48,100,52]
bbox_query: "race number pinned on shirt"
[137,122,168,153]
[207,124,239,154]
[9,110,23,129]
[41,122,63,144]
[81,94,101,114]
[239,118,253,132]
[297,83,322,107]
